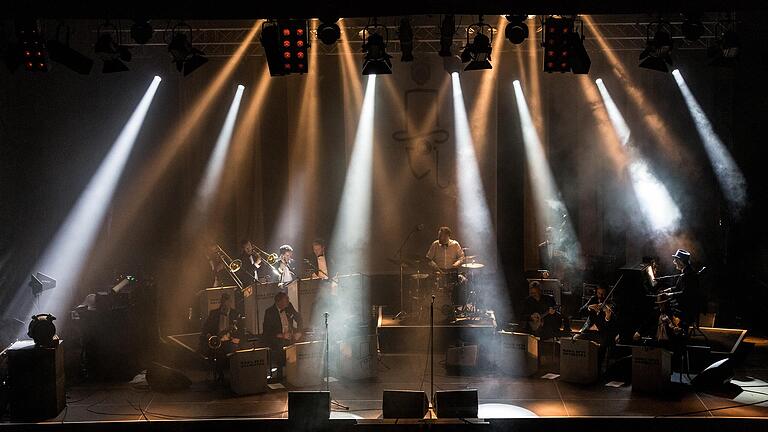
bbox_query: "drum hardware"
[460,262,485,269]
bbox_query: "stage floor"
[14,339,768,424]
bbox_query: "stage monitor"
[382,390,428,419]
[435,389,478,418]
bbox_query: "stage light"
[47,24,93,75]
[24,76,161,331]
[543,16,574,73]
[261,20,309,76]
[398,17,414,62]
[461,18,493,71]
[317,18,341,45]
[168,23,208,76]
[639,25,673,72]
[505,15,528,45]
[95,24,131,73]
[362,24,392,75]
[681,14,704,42]
[130,19,154,45]
[16,19,48,72]
[595,78,681,232]
[709,29,739,67]
[439,15,456,57]
[672,69,746,216]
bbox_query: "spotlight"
[317,18,341,45]
[261,20,309,76]
[95,25,131,73]
[28,314,57,347]
[568,20,590,74]
[505,15,528,45]
[168,23,208,76]
[362,22,392,75]
[681,14,704,42]
[639,25,673,72]
[460,17,493,71]
[15,19,48,72]
[438,14,455,57]
[130,19,154,45]
[398,17,414,62]
[47,24,93,75]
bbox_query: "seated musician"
[262,292,303,378]
[521,281,568,339]
[577,284,617,364]
[426,226,466,304]
[200,292,241,379]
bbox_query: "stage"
[3,334,766,428]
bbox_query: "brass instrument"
[251,244,281,277]
[207,334,222,350]
[215,245,244,290]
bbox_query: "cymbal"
[410,273,430,279]
[461,262,485,269]
[464,255,477,260]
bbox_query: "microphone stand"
[324,312,348,410]
[394,225,420,320]
[428,295,436,418]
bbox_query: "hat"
[672,249,691,263]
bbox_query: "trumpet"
[215,245,244,290]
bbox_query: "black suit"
[200,307,240,352]
[673,265,702,327]
[306,254,335,279]
[237,253,260,285]
[262,302,302,368]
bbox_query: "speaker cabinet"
[7,340,65,420]
[435,389,478,418]
[382,390,428,419]
[288,391,330,429]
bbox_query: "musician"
[308,239,334,280]
[669,249,702,330]
[537,226,559,271]
[577,284,617,352]
[237,239,263,284]
[521,281,566,339]
[426,226,465,272]
[200,293,241,381]
[276,244,297,287]
[262,292,303,377]
[205,243,228,287]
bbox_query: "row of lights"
[9,19,208,76]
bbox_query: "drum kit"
[391,248,487,323]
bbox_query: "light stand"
[324,312,348,410]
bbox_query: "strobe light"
[28,314,57,348]
[362,22,392,75]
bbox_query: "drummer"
[426,226,465,273]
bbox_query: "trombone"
[251,244,281,277]
[215,245,244,291]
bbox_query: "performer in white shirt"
[426,226,465,272]
[276,244,297,287]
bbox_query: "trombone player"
[238,239,264,284]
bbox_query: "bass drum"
[432,292,454,323]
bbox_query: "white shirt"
[279,260,294,284]
[249,255,259,281]
[279,309,290,334]
[316,256,329,279]
[426,239,464,271]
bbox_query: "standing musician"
[205,243,228,287]
[577,283,617,362]
[237,239,264,285]
[537,226,561,271]
[262,292,303,378]
[276,244,297,287]
[307,238,338,293]
[669,249,703,331]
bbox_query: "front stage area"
[4,336,767,429]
